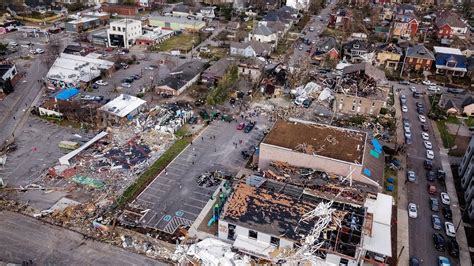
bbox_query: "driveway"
[135,117,267,234]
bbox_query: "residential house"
[97,94,147,127]
[171,5,197,18]
[198,6,216,20]
[375,43,402,69]
[148,16,206,32]
[438,92,474,115]
[65,17,100,33]
[238,57,265,83]
[155,61,206,96]
[433,46,467,77]
[312,37,339,63]
[391,12,419,40]
[286,0,309,11]
[262,6,299,28]
[230,41,272,58]
[258,20,288,38]
[342,39,371,63]
[226,21,240,32]
[336,63,389,116]
[248,25,278,45]
[404,45,435,72]
[0,64,18,94]
[435,12,468,41]
[107,19,142,49]
[201,57,235,85]
[328,9,352,30]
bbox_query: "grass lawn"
[445,116,460,124]
[465,116,474,127]
[436,120,455,148]
[115,134,191,208]
[157,34,198,52]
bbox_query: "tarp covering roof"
[55,87,79,101]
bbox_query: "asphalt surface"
[136,117,268,234]
[0,211,166,265]
[395,83,461,265]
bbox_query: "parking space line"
[135,198,154,205]
[145,186,167,193]
[194,191,211,197]
[167,167,185,172]
[152,181,171,187]
[142,192,162,199]
[184,203,203,210]
[189,197,208,204]
[180,210,199,217]
[158,176,178,183]
[197,186,219,192]
[172,161,189,167]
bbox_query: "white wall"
[38,107,63,117]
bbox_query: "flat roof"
[222,182,366,258]
[363,193,393,257]
[67,17,99,24]
[433,46,463,55]
[263,120,366,164]
[149,15,206,25]
[99,94,146,118]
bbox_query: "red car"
[237,122,245,130]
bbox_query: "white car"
[419,115,426,123]
[426,149,435,160]
[422,132,430,140]
[424,141,433,149]
[402,105,408,112]
[8,41,18,46]
[121,82,131,88]
[441,192,450,205]
[144,66,155,71]
[422,80,435,86]
[95,80,108,86]
[445,222,456,237]
[408,203,417,218]
[410,86,417,92]
[428,86,440,92]
[405,128,412,138]
[35,48,44,54]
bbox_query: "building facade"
[404,45,435,72]
[107,19,142,49]
[148,16,206,32]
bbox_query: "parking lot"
[135,118,267,234]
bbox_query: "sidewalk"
[432,123,472,266]
[394,90,410,266]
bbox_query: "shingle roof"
[252,25,274,36]
[435,12,467,28]
[406,45,435,60]
[157,61,206,91]
[343,39,369,51]
[317,37,337,52]
[343,62,386,82]
[376,43,402,54]
[230,41,272,55]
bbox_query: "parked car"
[413,91,421,98]
[399,80,410,85]
[407,170,416,182]
[447,239,459,258]
[95,80,108,86]
[437,170,446,182]
[400,94,407,104]
[416,102,424,108]
[445,222,456,237]
[432,214,442,229]
[408,203,418,218]
[422,80,435,86]
[421,124,429,132]
[419,115,426,123]
[409,257,420,266]
[187,116,197,124]
[409,86,417,92]
[244,122,256,133]
[417,107,424,114]
[428,86,440,92]
[8,41,18,46]
[441,192,450,205]
[309,26,315,31]
[121,82,131,88]
[424,141,433,149]
[144,66,155,71]
[34,48,44,54]
[425,159,433,170]
[426,170,435,181]
[443,206,452,220]
[438,256,451,266]
[237,122,245,130]
[303,98,313,108]
[430,197,439,211]
[422,132,430,140]
[433,233,446,251]
[447,87,465,94]
[402,105,408,112]
[426,149,434,160]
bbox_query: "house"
[97,94,147,127]
[46,53,114,90]
[237,57,265,83]
[230,41,273,58]
[342,39,371,63]
[102,4,142,16]
[262,6,299,27]
[435,12,468,40]
[171,5,197,18]
[80,12,110,26]
[328,9,352,30]
[198,6,216,20]
[107,19,142,49]
[336,63,389,116]
[404,45,435,72]
[201,57,235,85]
[375,43,402,69]
[433,46,467,77]
[226,21,240,32]
[135,27,175,46]
[259,119,384,189]
[286,0,309,11]
[148,15,206,32]
[65,17,100,33]
[260,20,288,38]
[155,61,206,96]
[391,12,418,39]
[0,64,18,94]
[438,92,474,115]
[248,25,278,45]
[312,37,339,63]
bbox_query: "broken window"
[228,224,236,240]
[248,230,258,239]
[270,236,280,246]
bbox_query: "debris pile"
[196,171,227,187]
[134,103,193,134]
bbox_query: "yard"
[436,120,455,149]
[465,116,474,127]
[156,33,201,52]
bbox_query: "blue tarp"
[363,168,372,177]
[372,138,382,153]
[55,88,79,101]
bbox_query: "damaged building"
[155,61,207,96]
[335,63,390,116]
[97,94,147,127]
[218,180,393,264]
[258,119,384,190]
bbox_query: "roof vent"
[418,50,426,55]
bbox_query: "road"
[0,211,167,265]
[288,4,333,68]
[136,116,268,234]
[395,82,463,265]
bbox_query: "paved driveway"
[135,118,266,234]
